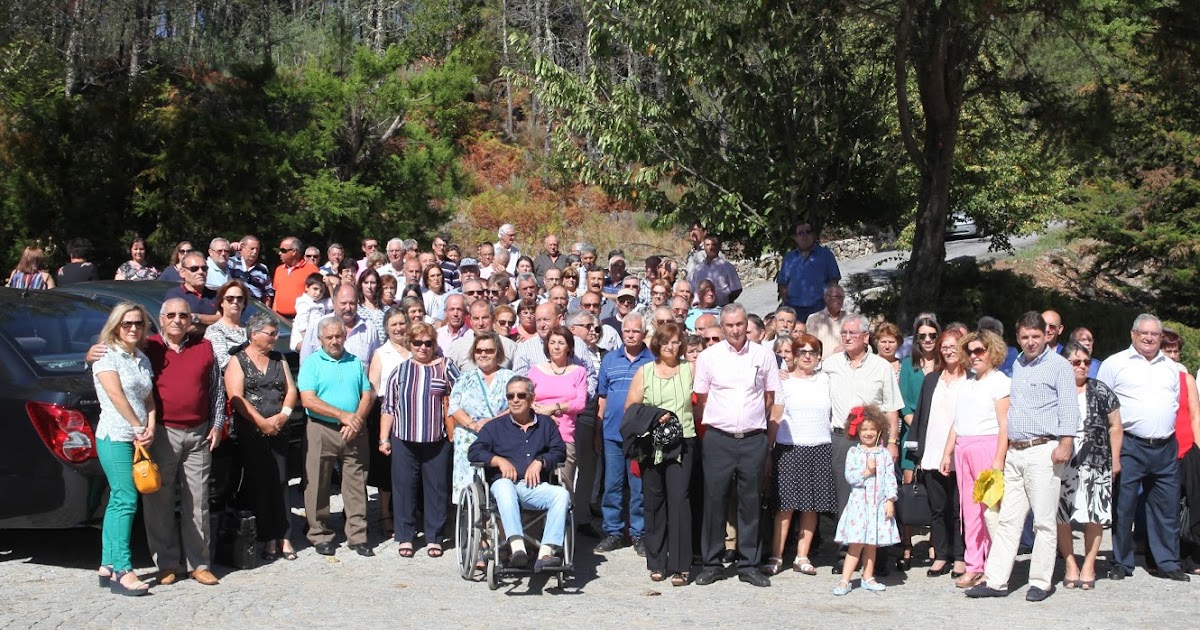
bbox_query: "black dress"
[234,350,293,542]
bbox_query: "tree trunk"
[502,0,514,138]
[64,0,83,95]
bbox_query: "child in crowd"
[834,405,900,596]
[292,273,331,351]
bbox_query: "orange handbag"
[132,442,161,494]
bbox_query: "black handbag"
[895,472,932,527]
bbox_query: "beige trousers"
[984,441,1063,591]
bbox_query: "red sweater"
[145,334,219,429]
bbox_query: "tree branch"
[894,0,925,171]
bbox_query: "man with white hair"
[204,237,232,290]
[495,224,520,274]
[229,235,275,305]
[378,238,407,281]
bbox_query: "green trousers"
[97,438,138,571]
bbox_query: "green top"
[898,355,930,418]
[640,362,697,438]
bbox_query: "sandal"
[650,570,666,582]
[671,572,689,587]
[761,557,783,576]
[97,565,113,588]
[793,557,817,575]
[281,547,298,561]
[110,570,150,597]
[427,544,444,558]
[955,572,983,589]
[398,544,415,558]
[1063,578,1080,589]
[1079,579,1096,590]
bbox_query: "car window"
[0,297,110,374]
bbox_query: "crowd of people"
[20,221,1199,600]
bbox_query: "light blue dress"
[834,445,901,546]
[447,367,514,503]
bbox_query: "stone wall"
[733,236,879,285]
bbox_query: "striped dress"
[382,358,461,443]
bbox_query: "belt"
[1009,436,1053,451]
[1124,432,1173,447]
[709,427,766,440]
[832,427,845,436]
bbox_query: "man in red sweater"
[142,297,227,586]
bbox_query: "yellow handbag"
[973,468,1004,509]
[132,442,161,494]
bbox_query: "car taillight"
[26,402,97,463]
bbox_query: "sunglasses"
[496,320,514,327]
[410,339,435,348]
[177,248,193,255]
[796,349,817,357]
[279,247,296,253]
[465,290,485,296]
[184,265,206,273]
[967,346,987,357]
[1069,359,1089,367]
[705,336,721,342]
[654,319,672,326]
[164,312,190,320]
[917,332,938,340]
[581,302,600,308]
[304,254,320,260]
[119,320,145,330]
[573,323,596,330]
[506,392,530,401]
[474,347,497,354]
[223,295,245,303]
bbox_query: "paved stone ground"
[0,488,1194,629]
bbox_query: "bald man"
[1041,310,1064,353]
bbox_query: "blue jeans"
[490,478,570,547]
[602,439,644,538]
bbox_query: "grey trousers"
[144,423,212,572]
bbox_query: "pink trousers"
[954,434,998,573]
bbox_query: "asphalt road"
[739,233,1045,318]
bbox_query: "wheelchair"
[454,463,575,590]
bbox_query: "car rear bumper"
[0,465,107,529]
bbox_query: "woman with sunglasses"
[205,281,250,370]
[115,236,159,281]
[938,329,1010,588]
[92,302,156,596]
[1056,341,1122,590]
[909,329,967,579]
[494,304,517,339]
[158,241,193,283]
[225,312,299,561]
[380,322,461,558]
[448,332,514,508]
[894,317,935,569]
[764,333,836,578]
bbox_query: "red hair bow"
[846,406,866,439]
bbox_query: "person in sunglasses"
[159,241,193,284]
[205,281,250,371]
[164,251,219,327]
[272,236,319,319]
[469,376,570,571]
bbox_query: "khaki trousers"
[304,420,370,546]
[143,423,212,572]
[984,441,1063,591]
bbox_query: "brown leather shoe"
[157,569,181,586]
[190,569,220,586]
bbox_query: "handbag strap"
[134,442,150,462]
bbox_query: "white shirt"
[821,351,903,430]
[775,372,833,446]
[378,263,404,281]
[920,375,964,470]
[1098,345,1180,439]
[806,308,850,361]
[954,370,1010,436]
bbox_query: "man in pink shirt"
[692,304,781,587]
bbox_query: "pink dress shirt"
[694,339,781,433]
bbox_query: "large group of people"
[21,220,1196,600]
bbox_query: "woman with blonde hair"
[92,302,156,595]
[6,246,55,289]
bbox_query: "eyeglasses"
[211,249,229,255]
[572,323,596,330]
[254,329,279,338]
[223,295,245,303]
[654,319,672,326]
[796,349,817,357]
[1134,329,1162,338]
[410,339,435,348]
[184,265,206,273]
[618,297,635,304]
[705,336,721,342]
[278,247,296,253]
[119,320,145,330]
[506,392,530,401]
[939,346,958,353]
[581,302,600,308]
[164,312,190,320]
[917,332,938,340]
[840,331,864,338]
[1069,359,1089,367]
[474,347,497,355]
[967,346,987,357]
[304,254,320,260]
[465,290,485,296]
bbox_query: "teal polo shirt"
[297,348,371,425]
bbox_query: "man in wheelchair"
[469,376,570,572]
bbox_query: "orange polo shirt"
[272,261,318,318]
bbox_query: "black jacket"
[621,403,682,463]
[908,370,942,463]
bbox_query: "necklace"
[549,362,568,375]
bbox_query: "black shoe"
[594,534,626,553]
[927,563,953,577]
[1159,569,1191,582]
[965,583,1008,598]
[722,549,739,564]
[510,549,530,568]
[534,556,563,572]
[633,537,646,557]
[1026,586,1055,602]
[831,561,844,575]
[349,543,375,557]
[693,568,722,586]
[738,571,771,587]
[314,543,336,556]
[896,556,911,572]
[1109,565,1132,580]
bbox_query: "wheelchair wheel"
[454,482,484,580]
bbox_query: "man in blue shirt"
[297,316,375,558]
[776,221,841,321]
[469,376,569,571]
[595,313,656,555]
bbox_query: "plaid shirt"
[1008,344,1080,441]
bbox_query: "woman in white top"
[367,307,411,535]
[764,333,837,576]
[909,329,967,579]
[204,281,249,370]
[939,329,1010,588]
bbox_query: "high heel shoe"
[98,566,113,588]
[927,562,952,577]
[109,570,150,597]
[896,556,912,572]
